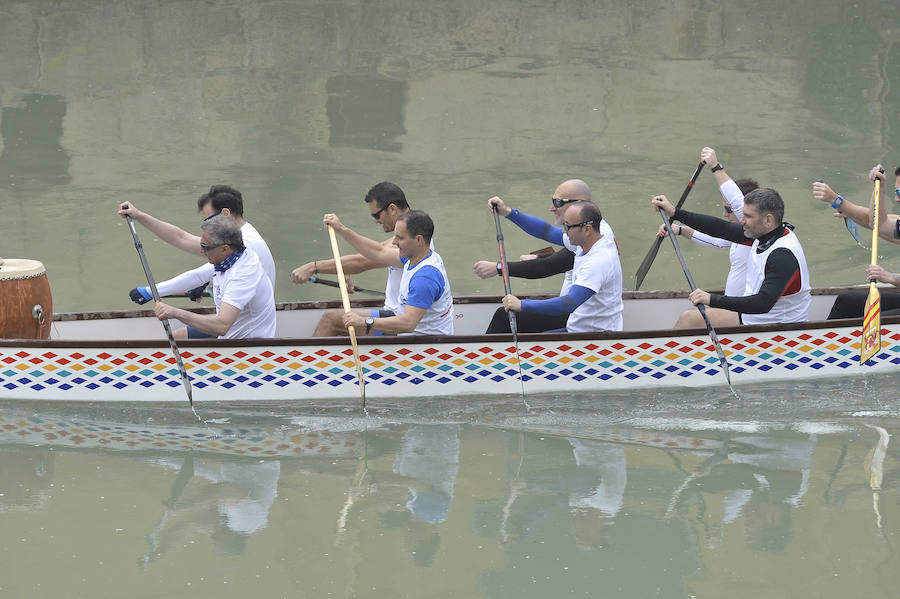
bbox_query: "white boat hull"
[0,290,895,402]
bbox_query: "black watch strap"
[711,162,724,172]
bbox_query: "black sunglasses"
[200,242,224,252]
[551,197,579,208]
[562,219,597,232]
[723,205,733,214]
[371,203,393,220]
[203,210,222,221]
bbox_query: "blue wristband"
[831,195,844,210]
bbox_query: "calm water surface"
[2,1,900,598]
[3,0,900,310]
[2,377,899,598]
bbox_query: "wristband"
[710,162,724,172]
[831,195,844,210]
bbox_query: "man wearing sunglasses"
[657,147,758,328]
[652,187,810,328]
[151,215,275,339]
[293,182,434,336]
[496,199,623,333]
[324,210,453,336]
[120,185,276,338]
[475,179,617,333]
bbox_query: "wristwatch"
[831,195,844,210]
[365,317,375,334]
[710,162,724,172]
[496,262,502,274]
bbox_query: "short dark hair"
[364,181,409,212]
[398,210,434,244]
[734,178,759,196]
[895,166,900,178]
[197,185,244,217]
[743,188,784,224]
[570,200,603,232]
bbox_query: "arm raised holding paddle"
[327,211,455,337]
[652,185,812,330]
[323,214,403,268]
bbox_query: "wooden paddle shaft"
[327,224,366,406]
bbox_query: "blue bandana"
[214,249,244,273]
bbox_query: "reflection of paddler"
[0,258,52,339]
[864,424,890,529]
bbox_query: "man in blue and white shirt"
[323,210,453,336]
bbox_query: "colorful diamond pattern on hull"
[0,325,897,401]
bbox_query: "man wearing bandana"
[151,215,276,339]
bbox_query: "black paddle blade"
[634,237,663,291]
[634,161,705,290]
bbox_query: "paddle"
[163,290,212,300]
[492,207,518,336]
[309,275,385,296]
[659,210,733,387]
[493,207,528,404]
[845,217,861,244]
[860,179,882,364]
[634,161,705,290]
[327,225,366,408]
[122,206,194,405]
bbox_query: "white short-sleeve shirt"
[562,231,624,333]
[212,248,276,339]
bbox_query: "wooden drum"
[0,258,53,339]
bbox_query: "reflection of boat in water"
[0,408,362,458]
[488,421,725,451]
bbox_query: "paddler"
[152,215,276,339]
[323,210,453,336]
[119,185,275,338]
[474,179,620,333]
[651,188,811,327]
[497,199,624,333]
[291,182,433,336]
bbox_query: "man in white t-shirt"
[152,216,275,339]
[500,200,623,333]
[120,185,275,337]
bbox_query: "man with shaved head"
[474,179,620,333]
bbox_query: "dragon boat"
[0,287,897,402]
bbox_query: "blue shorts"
[370,308,395,336]
[186,326,215,339]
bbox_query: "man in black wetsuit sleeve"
[651,188,811,329]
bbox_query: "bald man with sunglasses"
[494,199,623,333]
[475,179,619,333]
